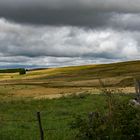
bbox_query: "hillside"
[0,60,140,100]
[0,61,140,139]
[0,60,140,86]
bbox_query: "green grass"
[0,94,134,140]
[0,60,139,139]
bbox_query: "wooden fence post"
[37,112,44,140]
[134,79,140,101]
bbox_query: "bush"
[0,68,26,75]
[19,68,26,75]
[70,90,140,140]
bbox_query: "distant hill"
[0,60,140,87]
[44,60,140,79]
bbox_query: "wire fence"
[0,80,139,140]
[0,110,77,140]
[0,110,137,140]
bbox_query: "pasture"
[0,60,140,100]
[0,93,134,140]
[0,60,140,139]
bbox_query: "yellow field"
[0,60,140,100]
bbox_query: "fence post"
[134,79,140,101]
[37,112,44,140]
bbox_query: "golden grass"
[0,60,139,100]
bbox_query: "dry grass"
[0,60,139,100]
[0,83,135,100]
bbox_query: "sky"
[0,0,140,68]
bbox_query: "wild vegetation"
[70,90,140,140]
[0,60,139,100]
[0,60,140,85]
[0,60,140,139]
[0,93,137,140]
[0,68,26,75]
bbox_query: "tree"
[19,68,26,75]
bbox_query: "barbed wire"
[0,115,76,123]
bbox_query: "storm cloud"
[0,0,140,26]
[0,18,140,67]
[0,0,140,68]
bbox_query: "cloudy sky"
[0,0,140,68]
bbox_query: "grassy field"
[0,60,140,100]
[0,93,134,140]
[0,60,140,139]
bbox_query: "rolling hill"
[0,60,140,100]
[0,60,140,86]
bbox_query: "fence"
[0,79,140,140]
[1,110,137,140]
[134,79,140,101]
[0,110,77,140]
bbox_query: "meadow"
[0,60,140,100]
[0,93,134,140]
[0,60,140,139]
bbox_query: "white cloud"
[0,18,140,67]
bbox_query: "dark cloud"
[0,0,140,26]
[0,18,139,67]
[108,13,140,31]
[1,0,140,12]
[0,0,140,67]
[0,9,110,27]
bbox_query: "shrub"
[70,90,140,140]
[19,68,26,75]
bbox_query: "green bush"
[70,90,140,140]
[0,68,26,75]
[19,68,26,75]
